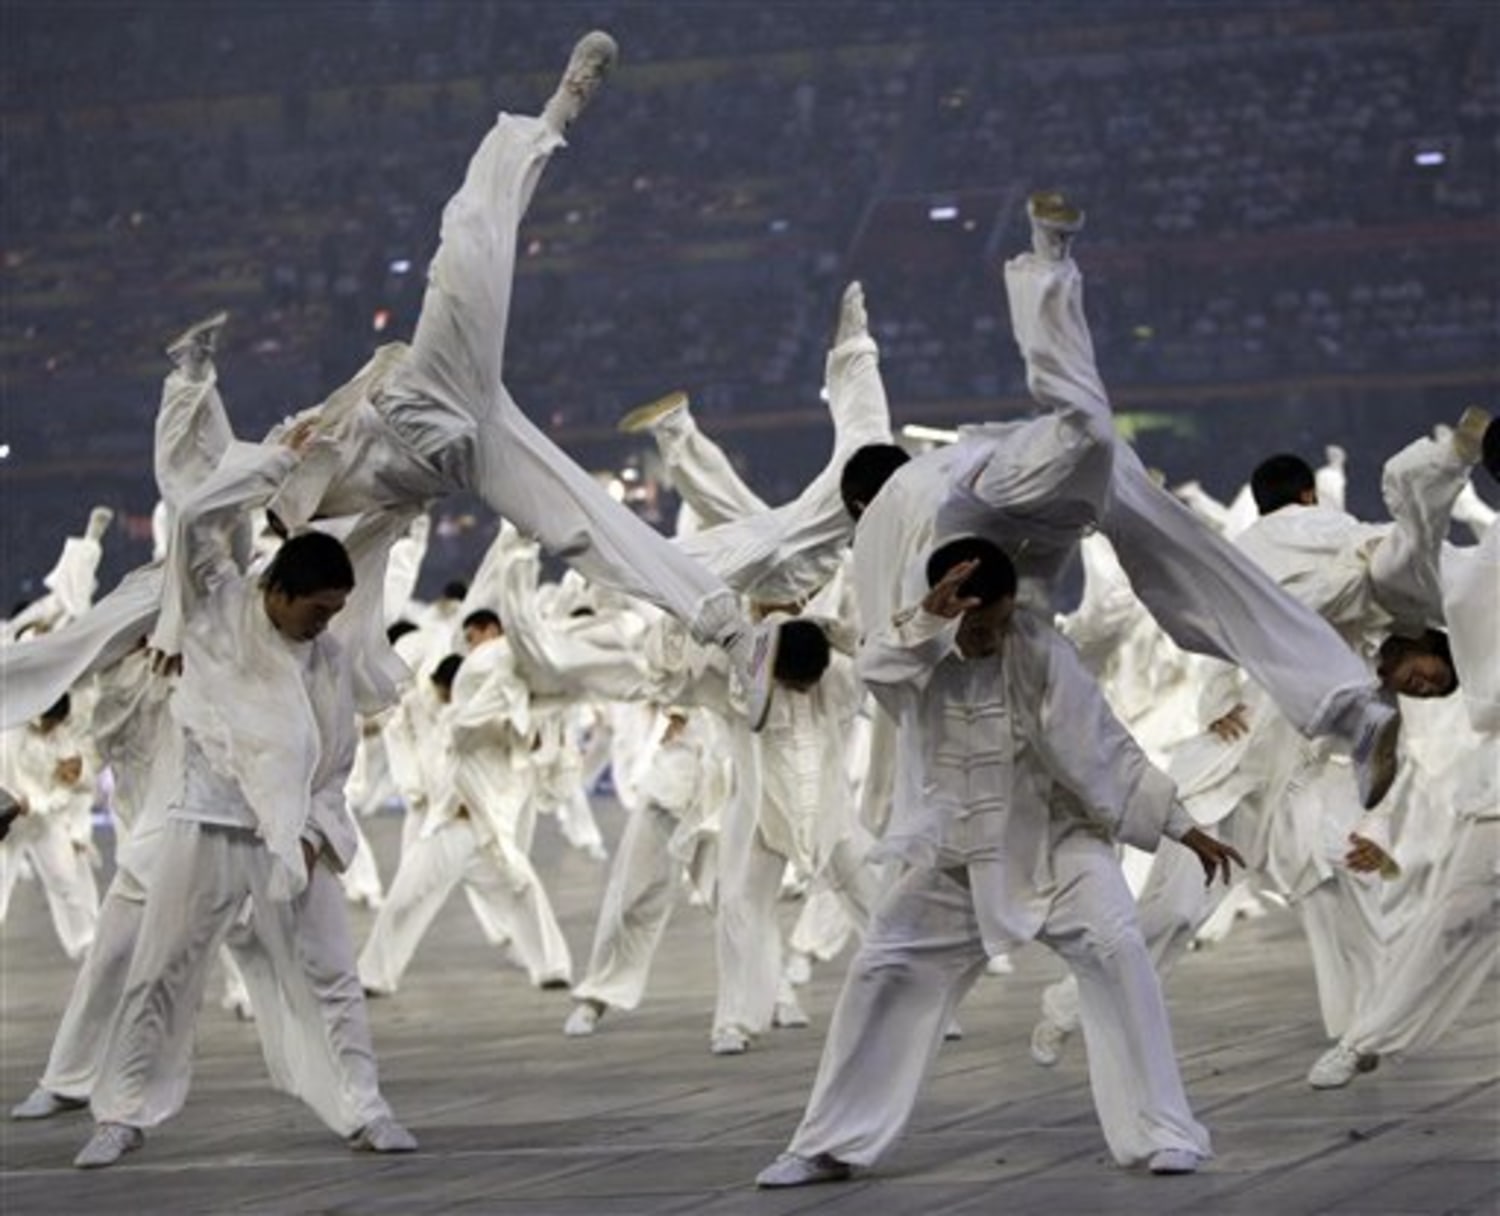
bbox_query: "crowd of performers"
[1,31,1494,1183]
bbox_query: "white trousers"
[357,813,572,992]
[1040,805,1383,1041]
[788,836,1210,1169]
[572,802,683,1011]
[40,881,145,1100]
[370,112,738,644]
[90,821,391,1136]
[715,731,878,1035]
[992,255,1375,740]
[667,332,891,604]
[338,813,385,907]
[0,813,99,961]
[1344,817,1499,1056]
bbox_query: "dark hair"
[840,444,911,521]
[925,536,1017,606]
[1250,454,1316,515]
[773,619,831,686]
[1483,417,1500,482]
[442,580,469,601]
[261,531,355,598]
[40,693,71,724]
[386,619,419,645]
[462,608,502,634]
[568,606,596,618]
[431,653,464,691]
[1377,629,1458,694]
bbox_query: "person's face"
[464,622,503,649]
[956,597,1014,659]
[1384,650,1455,699]
[265,586,348,642]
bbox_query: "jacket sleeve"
[1029,626,1180,852]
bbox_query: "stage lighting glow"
[928,204,959,222]
[372,308,392,332]
[389,259,412,274]
[1413,149,1446,166]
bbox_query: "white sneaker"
[564,1001,603,1037]
[12,1087,87,1120]
[165,310,230,376]
[834,281,868,346]
[1029,1016,1070,1067]
[1453,406,1492,464]
[985,952,1015,976]
[350,1115,418,1153]
[772,996,810,1029]
[1351,699,1401,810]
[756,1151,852,1188]
[1148,1147,1202,1175]
[1308,1042,1379,1089]
[618,389,688,434]
[710,1026,750,1056]
[543,30,618,134]
[1026,191,1085,261]
[730,621,779,732]
[74,1122,144,1169]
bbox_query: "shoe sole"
[618,390,688,433]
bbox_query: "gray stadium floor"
[2,806,1496,1216]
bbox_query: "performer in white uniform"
[757,538,1241,1187]
[840,195,1403,816]
[358,614,573,994]
[1030,423,1479,1066]
[564,705,727,1036]
[75,468,413,1167]
[0,694,100,960]
[1306,414,1499,1087]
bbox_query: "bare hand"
[282,417,319,454]
[922,559,983,619]
[54,756,84,787]
[1180,827,1245,887]
[1345,833,1397,876]
[1208,704,1250,742]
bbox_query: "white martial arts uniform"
[780,602,1209,1169]
[358,633,572,992]
[257,109,748,664]
[88,448,394,1141]
[855,250,1384,759]
[1329,519,1499,1059]
[0,713,99,960]
[1038,426,1479,1042]
[571,708,726,1013]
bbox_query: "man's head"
[441,580,470,604]
[926,535,1018,658]
[36,693,71,732]
[1483,417,1500,483]
[387,619,419,646]
[1377,629,1458,699]
[462,608,504,649]
[840,443,911,522]
[431,653,464,704]
[260,531,355,642]
[1250,454,1318,515]
[772,619,831,693]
